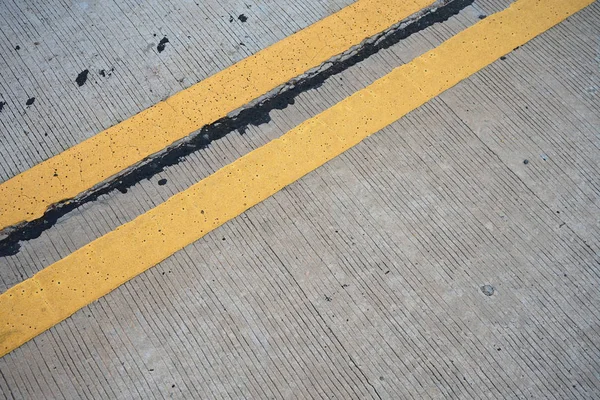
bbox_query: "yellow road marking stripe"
[0,0,436,231]
[0,0,592,357]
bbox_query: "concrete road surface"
[0,0,598,398]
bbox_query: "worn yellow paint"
[0,0,436,232]
[0,0,592,357]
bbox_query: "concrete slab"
[1,0,599,399]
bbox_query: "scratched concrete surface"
[1,0,599,399]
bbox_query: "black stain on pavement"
[478,14,486,19]
[0,101,5,113]
[99,67,114,78]
[14,45,20,51]
[158,178,167,186]
[157,37,169,53]
[76,69,89,86]
[238,14,248,22]
[0,0,476,257]
[25,97,35,106]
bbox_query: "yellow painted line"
[0,0,592,357]
[0,0,436,232]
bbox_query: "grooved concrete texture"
[0,0,354,181]
[1,0,599,399]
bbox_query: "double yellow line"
[0,0,593,357]
[0,0,436,232]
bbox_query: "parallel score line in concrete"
[0,0,593,358]
[0,0,437,231]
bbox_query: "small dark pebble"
[76,69,89,86]
[481,285,495,296]
[158,178,167,186]
[99,69,106,77]
[171,384,175,388]
[157,36,169,53]
[238,14,248,22]
[34,41,40,45]
[478,14,487,19]
[15,45,20,50]
[523,159,529,165]
[0,101,5,113]
[500,56,507,60]
[26,97,35,106]
[229,15,234,22]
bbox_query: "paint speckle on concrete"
[76,69,89,86]
[99,68,114,78]
[157,37,169,53]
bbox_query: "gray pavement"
[1,0,599,399]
